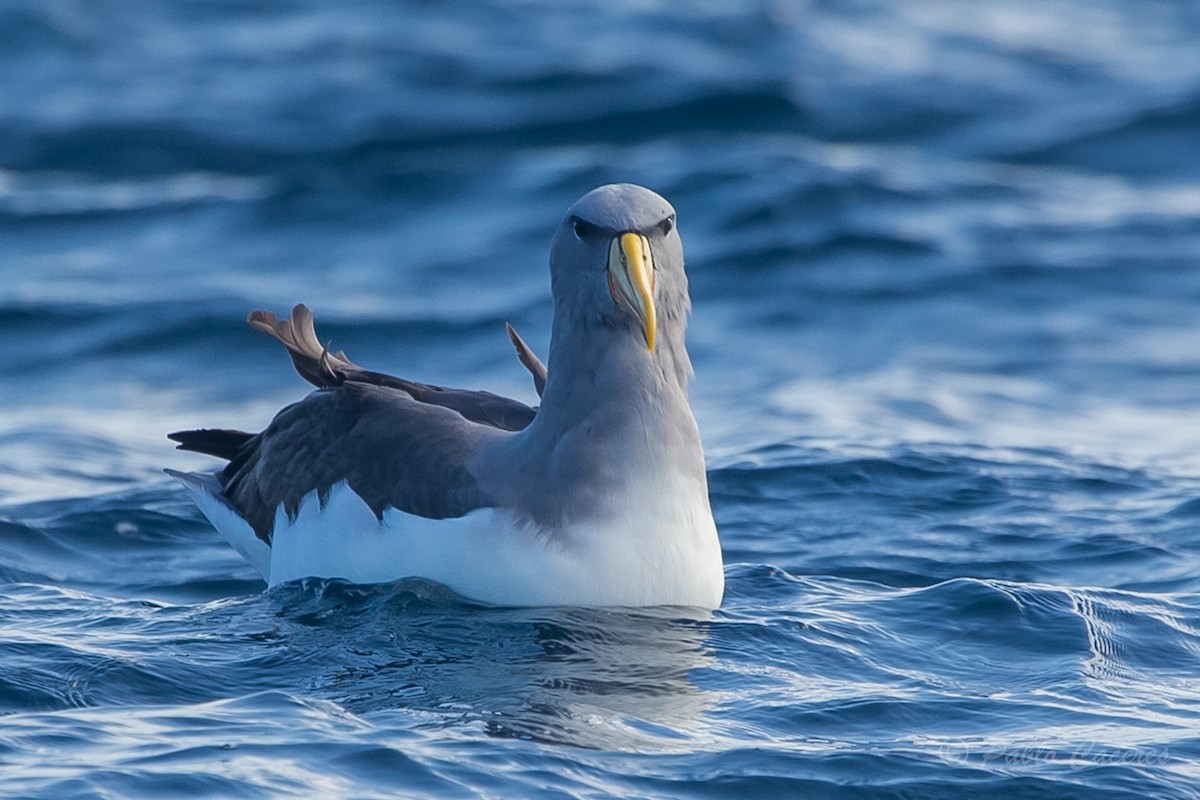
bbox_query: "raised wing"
[249,305,539,431]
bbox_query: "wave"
[710,440,1197,594]
[1002,91,1200,177]
[0,168,271,219]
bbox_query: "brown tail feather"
[247,304,359,389]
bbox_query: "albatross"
[167,184,724,609]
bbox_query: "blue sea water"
[3,0,1200,796]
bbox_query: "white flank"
[170,473,724,609]
[167,470,271,578]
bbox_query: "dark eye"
[571,216,598,240]
[658,214,676,236]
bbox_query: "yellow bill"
[607,232,657,351]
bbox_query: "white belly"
[189,478,724,609]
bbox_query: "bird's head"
[549,183,688,353]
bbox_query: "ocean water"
[3,0,1200,797]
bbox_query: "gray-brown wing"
[249,305,539,431]
[219,381,499,543]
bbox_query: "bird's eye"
[571,217,597,240]
[658,214,676,236]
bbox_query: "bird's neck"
[540,319,693,427]
[484,321,707,528]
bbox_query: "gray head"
[548,184,690,353]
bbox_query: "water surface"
[3,1,1200,797]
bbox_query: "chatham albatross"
[168,184,724,609]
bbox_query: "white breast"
[232,481,723,609]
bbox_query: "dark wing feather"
[169,304,542,543]
[217,381,498,543]
[506,322,547,398]
[343,370,536,432]
[168,428,255,460]
[248,305,537,431]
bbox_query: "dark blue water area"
[3,0,1200,797]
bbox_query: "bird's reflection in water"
[271,579,718,750]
